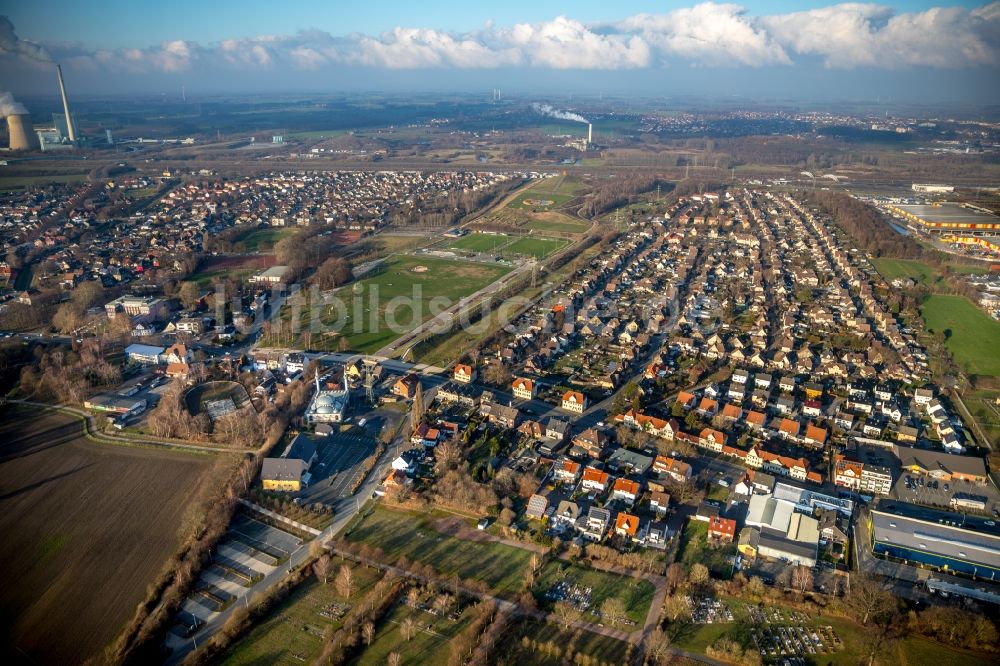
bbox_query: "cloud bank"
[1,2,998,78]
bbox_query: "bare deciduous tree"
[335,563,353,599]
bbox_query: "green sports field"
[504,236,568,258]
[920,294,1000,376]
[448,233,510,253]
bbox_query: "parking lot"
[892,472,1000,517]
[166,510,305,647]
[300,432,378,506]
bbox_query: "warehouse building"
[869,501,1000,580]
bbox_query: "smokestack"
[7,114,38,151]
[587,123,592,145]
[56,64,76,143]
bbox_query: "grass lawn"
[238,227,296,251]
[872,258,939,286]
[448,233,510,253]
[524,216,592,234]
[504,237,568,259]
[534,561,655,625]
[343,505,534,596]
[965,388,1000,446]
[189,268,256,287]
[920,294,1000,377]
[219,564,381,666]
[291,254,510,353]
[873,257,990,287]
[509,192,577,210]
[499,618,631,664]
[351,601,473,666]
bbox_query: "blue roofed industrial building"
[868,501,1000,581]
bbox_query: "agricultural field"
[219,564,382,666]
[0,406,216,665]
[504,236,568,258]
[920,294,1000,377]
[534,561,656,625]
[342,505,534,597]
[291,254,510,353]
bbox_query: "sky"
[0,1,998,103]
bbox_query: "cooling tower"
[7,114,38,151]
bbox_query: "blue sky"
[1,2,998,102]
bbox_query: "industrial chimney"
[56,64,76,143]
[7,114,39,151]
[587,123,592,146]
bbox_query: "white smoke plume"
[532,103,588,124]
[0,15,51,62]
[0,91,28,117]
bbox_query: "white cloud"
[760,2,1000,68]
[611,2,790,67]
[499,16,650,69]
[2,3,997,77]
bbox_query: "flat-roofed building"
[249,265,290,284]
[889,203,1000,238]
[869,501,1000,579]
[894,446,988,484]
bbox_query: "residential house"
[526,494,549,520]
[393,373,419,399]
[453,364,476,384]
[581,467,610,493]
[650,491,671,517]
[709,516,737,544]
[653,455,692,484]
[552,501,581,530]
[571,427,607,459]
[561,390,588,414]
[512,377,536,400]
[611,478,641,506]
[582,507,611,541]
[607,448,654,475]
[553,459,582,484]
[615,512,641,541]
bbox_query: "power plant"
[55,64,77,144]
[6,113,39,151]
